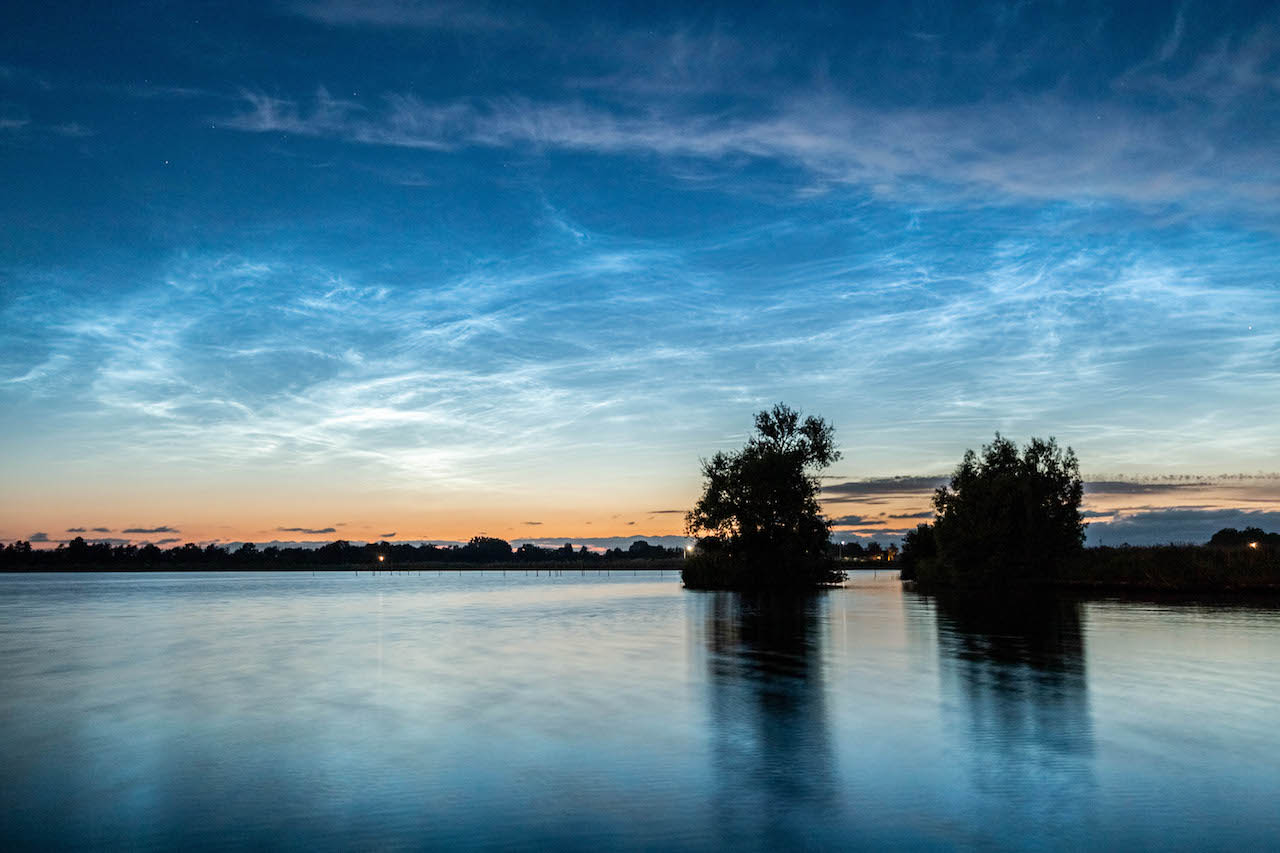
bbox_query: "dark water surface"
[2,571,1277,850]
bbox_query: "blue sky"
[2,1,1278,547]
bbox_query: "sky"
[2,0,1278,549]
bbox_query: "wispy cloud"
[3,4,1279,541]
[7,220,1278,505]
[50,122,93,138]
[290,0,514,31]
[222,76,1280,222]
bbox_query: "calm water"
[2,571,1278,851]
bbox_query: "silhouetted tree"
[684,403,843,589]
[461,536,513,562]
[927,434,1084,587]
[626,540,679,559]
[897,523,937,580]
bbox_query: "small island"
[682,403,845,590]
[896,433,1280,593]
[678,406,1278,594]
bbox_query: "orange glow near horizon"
[6,503,695,550]
[7,476,1280,550]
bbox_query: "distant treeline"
[1053,541,1280,592]
[902,525,1280,592]
[827,540,896,561]
[0,536,684,571]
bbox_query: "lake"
[1,570,1277,850]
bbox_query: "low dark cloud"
[123,525,177,534]
[830,515,866,526]
[66,527,87,532]
[827,475,1276,503]
[523,521,542,526]
[627,521,636,525]
[845,526,918,539]
[277,526,337,535]
[514,534,690,551]
[647,509,684,515]
[92,527,111,533]
[1087,508,1280,546]
[1084,480,1211,495]
[29,532,49,542]
[250,538,380,549]
[379,532,396,538]
[824,477,947,498]
[154,537,181,544]
[889,511,935,519]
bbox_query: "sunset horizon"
[10,464,1280,552]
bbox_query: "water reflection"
[701,591,835,847]
[6,575,1280,849]
[932,593,1096,836]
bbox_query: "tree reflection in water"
[932,593,1096,837]
[702,590,835,848]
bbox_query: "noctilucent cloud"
[2,1,1278,548]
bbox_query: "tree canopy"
[683,403,844,589]
[1208,526,1280,547]
[902,434,1085,587]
